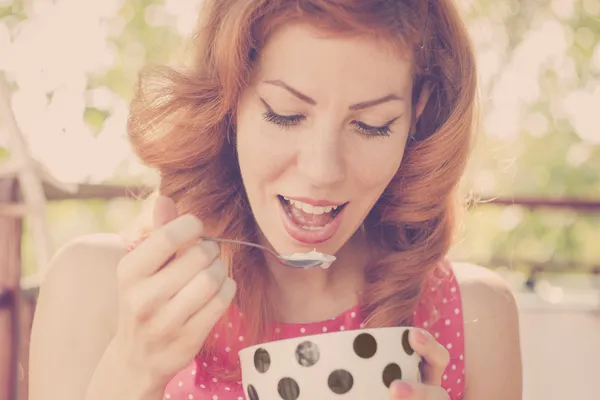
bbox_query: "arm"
[29,234,164,400]
[454,263,523,400]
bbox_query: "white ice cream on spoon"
[282,249,337,269]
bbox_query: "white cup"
[239,327,422,400]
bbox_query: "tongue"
[288,204,334,227]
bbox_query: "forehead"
[254,23,415,95]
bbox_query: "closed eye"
[351,116,401,137]
[260,98,305,128]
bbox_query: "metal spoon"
[202,236,336,269]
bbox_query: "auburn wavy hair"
[127,0,476,380]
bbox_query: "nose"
[296,131,346,188]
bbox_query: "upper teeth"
[284,197,340,215]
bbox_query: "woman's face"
[236,23,415,257]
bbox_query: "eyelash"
[262,108,305,127]
[261,103,396,138]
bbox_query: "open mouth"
[278,195,348,231]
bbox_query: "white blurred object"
[0,0,138,184]
[502,270,600,400]
[0,72,76,277]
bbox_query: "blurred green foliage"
[1,0,599,276]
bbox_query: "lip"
[278,199,346,245]
[281,196,346,207]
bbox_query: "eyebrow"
[263,79,404,111]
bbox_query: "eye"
[351,116,400,138]
[260,99,305,128]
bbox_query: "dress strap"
[413,259,466,399]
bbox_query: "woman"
[29,0,522,399]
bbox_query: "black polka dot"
[277,377,300,400]
[402,329,414,355]
[382,363,403,387]
[253,348,271,373]
[295,340,320,366]
[353,333,377,359]
[328,369,354,394]
[247,384,259,400]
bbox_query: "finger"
[151,259,229,329]
[389,381,449,400]
[153,195,179,229]
[118,214,204,282]
[127,241,221,319]
[150,240,220,297]
[409,328,450,386]
[181,277,236,344]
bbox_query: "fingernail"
[390,381,414,398]
[414,328,428,344]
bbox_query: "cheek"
[351,138,406,194]
[236,107,294,195]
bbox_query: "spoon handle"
[201,236,278,257]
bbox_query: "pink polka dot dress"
[162,260,466,400]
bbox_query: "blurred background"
[0,0,599,399]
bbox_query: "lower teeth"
[300,225,326,231]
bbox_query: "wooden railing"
[1,181,600,400]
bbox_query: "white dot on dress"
[447,388,452,393]
[213,396,218,400]
[300,327,306,333]
[340,325,345,331]
[350,311,356,318]
[434,332,440,338]
[228,322,233,328]
[454,308,460,314]
[225,347,231,352]
[225,387,231,391]
[213,356,218,361]
[445,319,451,326]
[459,354,464,360]
[203,362,208,368]
[446,343,453,349]
[165,395,171,399]
[200,384,206,389]
[275,327,281,333]
[457,331,461,337]
[451,286,457,293]
[457,378,461,384]
[423,321,429,328]
[188,395,194,400]
[322,327,328,332]
[191,369,196,375]
[214,333,220,339]
[443,374,448,380]
[442,298,448,303]
[178,381,183,387]
[239,336,244,341]
[213,377,218,383]
[452,364,457,370]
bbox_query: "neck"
[265,231,371,324]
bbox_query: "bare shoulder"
[37,233,127,314]
[30,233,127,400]
[34,232,127,338]
[450,262,523,399]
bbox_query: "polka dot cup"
[238,327,421,400]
